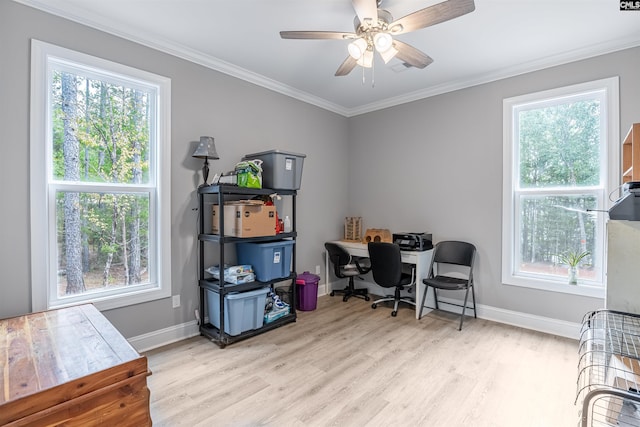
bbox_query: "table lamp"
[192,136,219,186]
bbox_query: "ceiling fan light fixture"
[373,32,393,53]
[379,45,398,63]
[348,37,368,59]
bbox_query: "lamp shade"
[348,38,368,60]
[192,136,219,159]
[379,45,398,64]
[373,32,393,53]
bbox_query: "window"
[502,77,619,297]
[30,40,172,310]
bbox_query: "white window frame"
[30,40,172,311]
[502,77,619,298]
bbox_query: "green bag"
[235,160,262,188]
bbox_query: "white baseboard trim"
[438,297,581,340]
[415,295,580,340]
[127,319,200,353]
[476,303,581,340]
[318,282,328,297]
[129,286,580,353]
[325,280,580,340]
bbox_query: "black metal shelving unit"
[197,184,297,348]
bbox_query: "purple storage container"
[296,271,320,311]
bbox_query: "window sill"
[503,275,605,299]
[44,284,170,312]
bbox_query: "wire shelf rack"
[576,309,640,426]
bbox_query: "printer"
[393,232,433,251]
[609,181,640,220]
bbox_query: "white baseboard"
[432,296,581,339]
[127,319,200,353]
[130,285,580,352]
[325,280,580,340]
[476,303,581,340]
[318,282,328,297]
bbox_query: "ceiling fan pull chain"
[372,57,375,88]
[361,64,365,85]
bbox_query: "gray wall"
[347,47,640,323]
[0,1,349,336]
[2,0,639,335]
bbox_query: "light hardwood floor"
[146,295,580,426]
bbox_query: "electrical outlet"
[172,295,180,308]
[315,265,321,275]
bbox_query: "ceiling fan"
[280,0,475,76]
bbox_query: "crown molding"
[13,0,351,116]
[347,35,640,117]
[14,0,640,118]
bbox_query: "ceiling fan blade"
[335,56,358,76]
[393,40,433,69]
[280,31,357,40]
[352,0,378,26]
[389,0,475,35]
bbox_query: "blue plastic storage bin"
[206,287,270,336]
[236,240,294,282]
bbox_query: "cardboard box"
[212,201,276,237]
[211,205,237,236]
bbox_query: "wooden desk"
[325,241,434,319]
[0,304,151,426]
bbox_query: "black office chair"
[419,240,477,331]
[368,242,416,317]
[324,242,371,302]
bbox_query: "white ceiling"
[16,0,640,116]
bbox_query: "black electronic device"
[393,232,433,251]
[609,181,640,220]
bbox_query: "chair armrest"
[355,257,371,274]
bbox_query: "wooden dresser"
[0,304,152,426]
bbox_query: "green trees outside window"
[503,78,619,291]
[52,70,152,297]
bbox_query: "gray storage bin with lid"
[206,287,270,336]
[243,150,306,190]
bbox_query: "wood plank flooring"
[145,295,579,426]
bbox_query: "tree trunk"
[102,198,118,287]
[82,79,90,273]
[61,72,85,294]
[128,90,143,284]
[121,209,129,286]
[101,85,121,287]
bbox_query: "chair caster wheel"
[391,311,398,317]
[371,303,377,309]
[365,296,370,301]
[330,291,335,297]
[343,296,348,302]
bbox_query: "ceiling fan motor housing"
[354,9,393,34]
